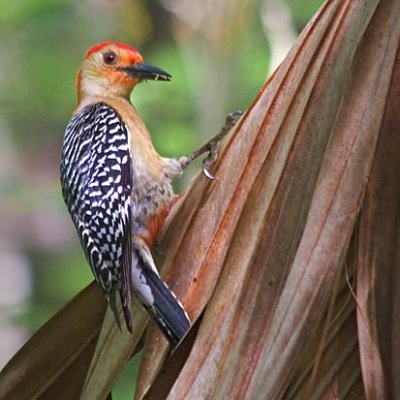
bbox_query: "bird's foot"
[202,111,243,180]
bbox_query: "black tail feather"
[141,267,191,346]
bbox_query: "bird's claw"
[202,166,216,180]
[201,110,243,180]
[202,142,219,180]
[225,110,243,128]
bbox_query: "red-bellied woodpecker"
[60,41,240,346]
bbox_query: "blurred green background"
[0,0,323,397]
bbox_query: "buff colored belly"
[131,174,175,247]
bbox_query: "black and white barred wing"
[60,103,133,331]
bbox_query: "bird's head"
[77,41,171,102]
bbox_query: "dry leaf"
[0,283,105,400]
[137,0,400,398]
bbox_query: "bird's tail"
[130,245,191,346]
[139,267,191,346]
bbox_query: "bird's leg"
[177,111,242,179]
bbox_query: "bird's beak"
[121,63,171,81]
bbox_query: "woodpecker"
[60,41,239,346]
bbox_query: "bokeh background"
[0,0,323,397]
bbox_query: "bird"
[60,41,240,346]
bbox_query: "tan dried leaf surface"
[136,0,400,399]
[357,9,400,399]
[80,300,147,399]
[0,283,106,400]
[284,238,362,399]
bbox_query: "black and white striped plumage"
[60,102,190,344]
[61,103,133,329]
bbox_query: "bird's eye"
[103,51,117,65]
